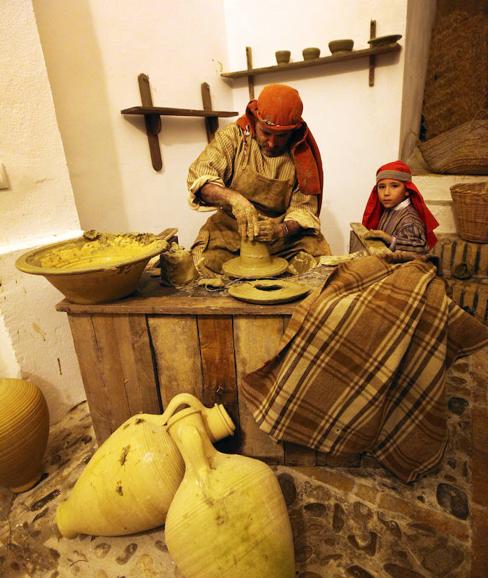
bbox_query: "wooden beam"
[138,73,162,171]
[369,20,377,87]
[201,82,219,142]
[246,46,255,100]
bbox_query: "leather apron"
[191,142,330,274]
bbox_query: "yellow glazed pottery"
[56,393,235,538]
[165,408,295,578]
[15,230,169,304]
[0,378,49,493]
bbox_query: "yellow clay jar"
[165,408,295,578]
[0,378,49,493]
[56,394,235,538]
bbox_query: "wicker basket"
[450,182,488,243]
[419,119,488,175]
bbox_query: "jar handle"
[160,393,205,425]
[176,424,210,487]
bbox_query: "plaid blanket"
[242,255,488,482]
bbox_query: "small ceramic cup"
[302,47,320,60]
[328,39,354,54]
[275,50,291,65]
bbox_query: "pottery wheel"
[228,280,311,305]
[222,255,288,279]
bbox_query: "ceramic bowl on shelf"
[328,39,354,54]
[302,47,321,60]
[16,230,169,304]
[275,50,291,65]
[368,34,402,47]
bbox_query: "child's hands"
[364,229,393,246]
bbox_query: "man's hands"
[364,229,393,246]
[255,217,286,242]
[199,183,297,242]
[229,194,259,240]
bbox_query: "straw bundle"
[423,10,488,139]
[419,119,488,175]
[450,182,488,243]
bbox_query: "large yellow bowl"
[16,231,169,304]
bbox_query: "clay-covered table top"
[56,266,334,316]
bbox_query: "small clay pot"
[328,39,354,54]
[302,47,320,60]
[275,50,291,65]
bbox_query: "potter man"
[187,84,331,275]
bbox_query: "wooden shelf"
[121,75,238,171]
[221,43,401,79]
[121,106,238,118]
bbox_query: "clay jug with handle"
[165,407,295,578]
[56,393,235,538]
[0,378,49,493]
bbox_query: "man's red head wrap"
[362,160,439,248]
[236,84,323,214]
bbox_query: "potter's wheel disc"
[228,280,311,305]
[222,256,288,279]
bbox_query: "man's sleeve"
[187,124,239,211]
[285,189,321,230]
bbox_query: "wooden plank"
[112,315,161,415]
[197,315,240,452]
[68,314,141,443]
[121,106,238,117]
[234,316,286,462]
[89,316,137,431]
[246,46,255,100]
[350,222,392,255]
[221,43,401,78]
[201,82,219,142]
[138,73,162,171]
[369,19,376,87]
[67,314,115,443]
[148,316,203,407]
[197,316,237,407]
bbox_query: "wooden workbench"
[57,269,336,466]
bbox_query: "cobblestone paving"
[0,351,485,578]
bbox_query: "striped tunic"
[187,123,320,230]
[378,199,427,253]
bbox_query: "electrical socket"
[0,164,10,190]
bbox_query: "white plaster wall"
[224,0,408,253]
[0,1,84,422]
[35,0,410,255]
[33,0,233,249]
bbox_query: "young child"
[362,160,439,253]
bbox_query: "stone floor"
[0,350,486,578]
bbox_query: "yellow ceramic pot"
[56,393,235,538]
[165,409,295,578]
[0,378,49,493]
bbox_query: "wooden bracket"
[246,46,255,100]
[122,75,238,171]
[201,82,219,142]
[369,20,377,87]
[138,73,163,171]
